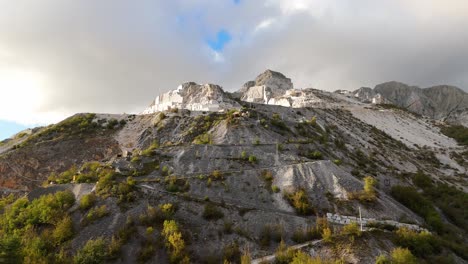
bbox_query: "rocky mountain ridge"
[352,81,468,126]
[0,70,467,263]
[143,70,468,127]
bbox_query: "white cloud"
[0,0,467,125]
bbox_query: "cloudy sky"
[1,0,468,139]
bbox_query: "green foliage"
[211,170,223,181]
[341,222,361,237]
[259,224,284,247]
[202,204,224,221]
[194,133,212,144]
[248,155,257,164]
[52,215,74,245]
[223,242,241,263]
[274,240,295,264]
[106,119,119,129]
[74,238,109,264]
[284,189,314,215]
[240,151,247,160]
[272,185,280,193]
[307,150,323,160]
[390,247,417,264]
[412,171,432,189]
[141,140,159,156]
[162,220,189,263]
[139,204,175,226]
[79,193,97,210]
[391,186,442,232]
[292,217,329,243]
[0,234,22,264]
[395,227,440,257]
[85,205,109,224]
[322,227,332,243]
[374,254,389,264]
[2,190,75,231]
[164,176,189,193]
[440,124,468,145]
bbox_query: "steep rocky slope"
[0,71,467,263]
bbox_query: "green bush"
[85,205,109,224]
[391,186,442,232]
[52,215,74,244]
[194,133,212,144]
[79,193,97,210]
[440,125,468,145]
[391,247,417,264]
[395,227,440,257]
[307,150,322,160]
[248,155,257,164]
[272,185,280,193]
[202,204,224,221]
[284,189,314,215]
[74,238,109,264]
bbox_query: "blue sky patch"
[207,29,232,52]
[0,120,29,141]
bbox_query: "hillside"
[0,71,467,263]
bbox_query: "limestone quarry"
[0,70,467,263]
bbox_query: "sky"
[1,0,468,139]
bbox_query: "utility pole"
[359,206,363,231]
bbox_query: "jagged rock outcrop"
[239,69,294,104]
[353,82,468,125]
[142,82,239,114]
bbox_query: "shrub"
[391,186,442,232]
[211,170,223,181]
[284,189,314,215]
[261,170,273,182]
[240,151,247,160]
[223,242,241,263]
[162,220,189,263]
[52,215,74,244]
[74,238,108,264]
[202,204,224,221]
[194,133,212,144]
[394,227,440,257]
[308,151,322,160]
[259,224,284,247]
[79,193,97,210]
[248,155,257,164]
[141,140,159,156]
[341,222,361,237]
[440,125,468,145]
[375,254,390,264]
[391,247,417,264]
[272,185,280,193]
[86,205,109,224]
[240,249,251,264]
[363,176,377,200]
[322,227,332,243]
[274,240,295,264]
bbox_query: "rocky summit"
[0,70,467,264]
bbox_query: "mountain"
[142,82,240,114]
[352,81,468,126]
[0,71,467,263]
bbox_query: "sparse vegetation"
[74,237,109,264]
[440,124,468,145]
[162,220,190,263]
[202,203,224,220]
[79,193,97,210]
[284,189,314,215]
